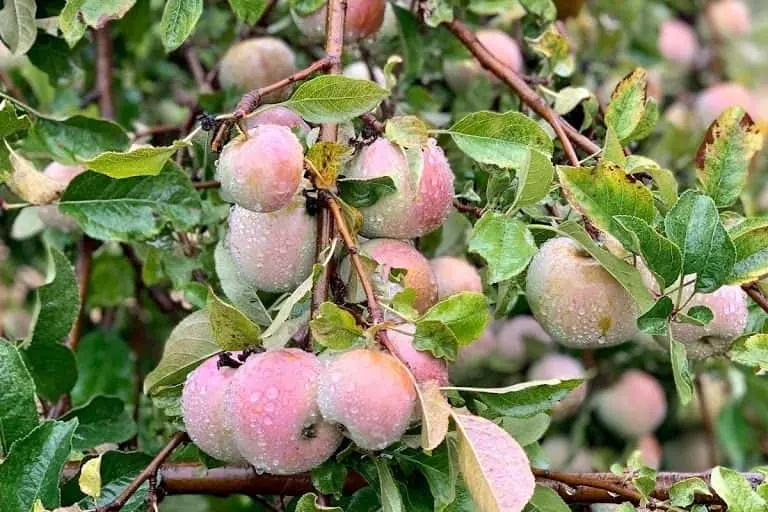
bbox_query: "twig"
[743,283,768,314]
[308,0,348,346]
[67,236,97,352]
[695,374,718,468]
[444,19,599,164]
[97,432,188,512]
[60,462,763,505]
[321,192,396,354]
[453,199,483,218]
[210,57,335,152]
[183,46,210,93]
[194,180,221,190]
[533,468,644,503]
[0,69,24,100]
[95,26,115,120]
[232,56,334,120]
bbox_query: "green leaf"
[0,339,38,455]
[613,215,682,289]
[31,116,130,164]
[62,396,136,450]
[557,160,655,247]
[684,305,714,326]
[0,100,30,138]
[637,296,674,336]
[0,419,79,512]
[392,5,423,78]
[629,98,659,142]
[422,0,453,26]
[214,241,271,326]
[372,457,405,512]
[447,379,583,418]
[160,0,203,52]
[71,332,135,408]
[626,155,678,212]
[0,0,36,55]
[87,253,135,309]
[288,0,325,16]
[669,478,712,508]
[385,116,429,148]
[419,292,489,346]
[143,310,219,394]
[446,111,554,171]
[520,0,557,21]
[310,302,363,350]
[664,190,736,292]
[728,218,768,285]
[227,0,267,24]
[311,460,348,498]
[711,466,768,512]
[80,451,153,510]
[413,320,460,361]
[729,334,768,371]
[509,147,555,212]
[207,287,262,351]
[602,125,626,167]
[670,336,694,406]
[468,212,537,284]
[696,106,764,208]
[295,493,343,512]
[337,176,397,208]
[525,484,571,512]
[557,221,655,310]
[22,342,78,402]
[59,165,201,242]
[605,68,652,144]
[27,247,80,348]
[82,142,187,179]
[283,76,389,124]
[58,0,137,46]
[501,413,550,447]
[526,24,573,77]
[396,444,456,512]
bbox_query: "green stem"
[0,91,44,118]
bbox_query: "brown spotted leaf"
[696,106,764,208]
[556,160,655,247]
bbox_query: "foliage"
[1,0,767,511]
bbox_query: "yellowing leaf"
[417,381,451,451]
[4,142,64,204]
[305,141,349,189]
[78,455,102,499]
[452,412,535,512]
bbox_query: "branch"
[95,26,114,120]
[60,462,763,505]
[96,432,188,512]
[322,192,396,354]
[443,19,600,164]
[309,0,347,343]
[210,57,335,152]
[232,56,334,120]
[743,283,768,314]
